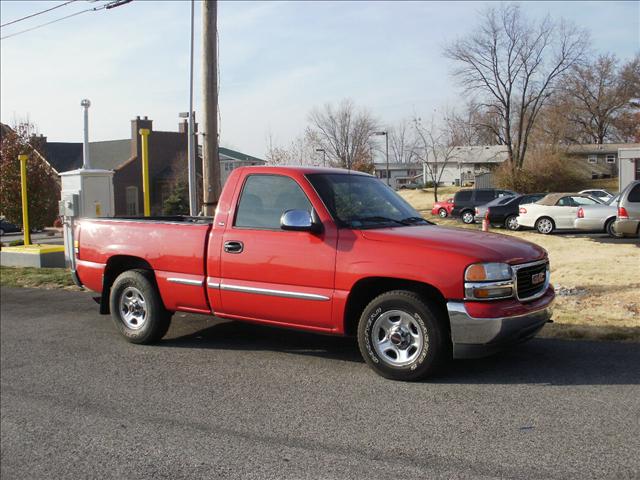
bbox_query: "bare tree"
[306,99,379,170]
[265,131,316,166]
[444,4,588,175]
[445,102,504,146]
[387,118,419,163]
[413,117,458,202]
[562,53,640,144]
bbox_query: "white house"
[618,147,640,192]
[374,145,508,188]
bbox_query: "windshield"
[306,173,430,229]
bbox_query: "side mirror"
[280,209,322,233]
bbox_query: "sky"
[1,0,638,159]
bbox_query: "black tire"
[438,208,448,218]
[535,217,555,234]
[604,218,616,237]
[109,269,171,344]
[461,210,475,224]
[357,290,450,381]
[505,215,519,231]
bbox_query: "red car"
[71,166,553,381]
[431,198,454,218]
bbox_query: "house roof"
[45,139,130,172]
[565,143,640,155]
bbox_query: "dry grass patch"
[0,266,80,290]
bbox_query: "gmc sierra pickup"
[73,166,554,381]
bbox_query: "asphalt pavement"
[1,287,639,479]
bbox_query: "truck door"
[218,174,337,330]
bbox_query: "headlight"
[464,262,514,300]
[465,263,512,282]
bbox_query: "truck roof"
[233,165,372,176]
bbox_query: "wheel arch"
[343,277,449,337]
[99,255,154,314]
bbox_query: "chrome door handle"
[224,241,244,254]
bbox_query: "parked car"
[398,181,423,190]
[452,188,517,224]
[613,180,640,238]
[518,193,603,234]
[70,166,554,382]
[574,194,619,236]
[0,219,21,235]
[474,195,516,223]
[476,193,546,230]
[579,189,614,202]
[431,198,454,218]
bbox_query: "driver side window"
[235,175,312,229]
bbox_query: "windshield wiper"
[400,216,432,225]
[351,216,408,226]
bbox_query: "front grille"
[516,261,548,300]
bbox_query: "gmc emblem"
[531,272,545,285]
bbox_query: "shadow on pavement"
[162,317,640,385]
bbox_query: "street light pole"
[373,131,389,186]
[315,148,326,167]
[186,0,197,216]
[80,99,91,169]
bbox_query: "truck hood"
[360,225,546,265]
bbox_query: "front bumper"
[613,219,639,236]
[447,299,553,359]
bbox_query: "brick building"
[39,116,265,216]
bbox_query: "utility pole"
[81,99,91,169]
[201,0,221,216]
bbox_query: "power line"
[0,0,78,28]
[0,0,133,41]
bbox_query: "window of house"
[126,186,139,216]
[588,155,597,164]
[234,175,312,229]
[379,170,388,179]
[606,154,615,164]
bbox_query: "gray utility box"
[59,169,115,218]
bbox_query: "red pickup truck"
[73,166,554,381]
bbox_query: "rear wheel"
[357,290,450,381]
[438,208,448,218]
[109,269,171,344]
[505,215,519,231]
[604,218,616,237]
[535,217,555,234]
[461,210,475,224]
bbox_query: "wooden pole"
[201,0,221,216]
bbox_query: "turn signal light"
[519,207,527,214]
[577,207,584,218]
[618,206,629,220]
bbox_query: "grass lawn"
[400,189,640,342]
[0,266,80,290]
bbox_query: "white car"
[518,193,603,234]
[574,194,619,236]
[579,189,614,202]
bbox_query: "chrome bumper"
[447,301,553,359]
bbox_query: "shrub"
[9,239,24,247]
[495,148,588,193]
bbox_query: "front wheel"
[461,210,475,224]
[505,215,519,231]
[357,290,450,381]
[535,217,555,235]
[438,208,448,218]
[109,269,171,344]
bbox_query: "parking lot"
[1,286,639,479]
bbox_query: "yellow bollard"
[18,154,31,246]
[139,128,151,217]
